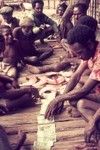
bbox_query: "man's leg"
[77,99,100,122]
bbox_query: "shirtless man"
[0,25,22,80]
[45,25,100,122]
[13,17,53,66]
[0,6,19,30]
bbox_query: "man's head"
[31,0,44,16]
[57,3,67,16]
[67,25,96,60]
[73,4,87,24]
[20,17,34,35]
[0,25,13,44]
[77,15,97,32]
[0,6,13,23]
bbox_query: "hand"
[45,98,64,120]
[84,120,99,143]
[12,80,19,89]
[40,24,46,30]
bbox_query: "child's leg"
[77,99,100,122]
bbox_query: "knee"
[77,99,86,111]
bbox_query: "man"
[0,6,19,30]
[45,25,100,122]
[31,0,59,43]
[13,17,53,66]
[73,3,87,25]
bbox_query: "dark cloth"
[9,17,19,30]
[32,13,56,27]
[13,27,37,57]
[1,17,19,30]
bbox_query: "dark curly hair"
[77,15,97,32]
[0,34,4,43]
[74,3,88,14]
[67,25,95,45]
[31,0,44,8]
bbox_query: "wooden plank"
[56,128,84,141]
[55,120,85,132]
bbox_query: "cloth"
[88,42,100,82]
[0,62,17,77]
[13,27,36,57]
[1,17,19,30]
[88,42,100,93]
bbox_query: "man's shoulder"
[13,27,21,33]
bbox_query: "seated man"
[61,14,98,58]
[56,2,73,40]
[0,73,39,115]
[13,17,53,66]
[31,0,59,43]
[0,6,19,30]
[0,25,22,80]
[45,25,100,122]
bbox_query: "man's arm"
[64,60,87,93]
[45,15,59,33]
[55,78,98,103]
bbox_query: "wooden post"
[48,0,50,9]
[94,0,96,19]
[54,0,56,9]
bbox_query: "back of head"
[74,3,88,14]
[31,0,44,8]
[67,25,95,45]
[77,15,97,32]
[20,17,34,27]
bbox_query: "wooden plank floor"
[0,40,86,150]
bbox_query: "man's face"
[73,7,84,24]
[69,42,92,60]
[58,6,65,16]
[2,28,13,44]
[34,3,43,16]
